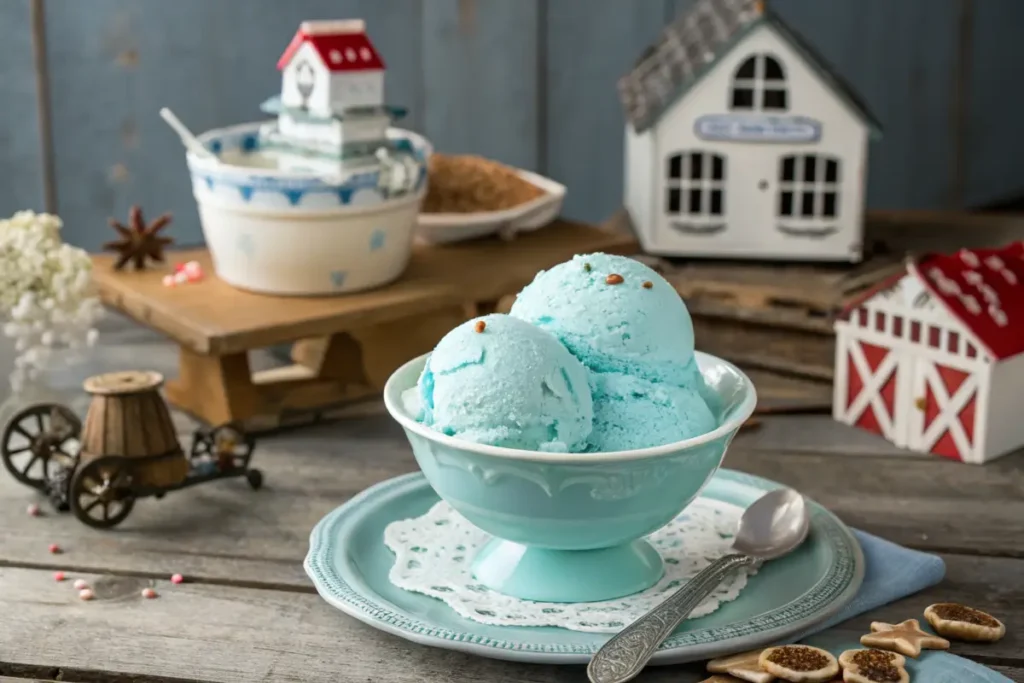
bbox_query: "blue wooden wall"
[0,0,1020,250]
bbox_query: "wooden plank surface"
[42,0,425,250]
[962,0,1024,208]
[544,0,667,222]
[422,0,542,171]
[771,0,960,210]
[0,1,45,217]
[2,313,1023,681]
[0,554,1020,683]
[89,220,638,354]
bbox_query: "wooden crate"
[90,219,637,432]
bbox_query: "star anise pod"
[104,205,174,270]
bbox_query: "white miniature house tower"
[618,0,882,262]
[259,20,408,175]
[834,243,1024,464]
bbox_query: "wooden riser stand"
[90,219,638,432]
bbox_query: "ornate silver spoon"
[587,487,810,683]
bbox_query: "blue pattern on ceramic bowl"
[383,351,757,603]
[186,121,430,212]
[178,121,433,296]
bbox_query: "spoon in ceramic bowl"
[587,487,810,683]
[159,107,217,161]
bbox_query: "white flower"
[0,210,102,390]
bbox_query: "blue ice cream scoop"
[509,253,695,386]
[586,371,716,452]
[417,313,593,452]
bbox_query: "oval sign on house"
[694,114,822,143]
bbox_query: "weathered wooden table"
[89,220,636,432]
[0,313,1021,683]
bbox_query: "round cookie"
[924,603,1006,642]
[759,645,839,682]
[838,649,908,683]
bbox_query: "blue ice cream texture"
[417,313,593,452]
[587,371,716,452]
[510,252,714,451]
[414,253,716,452]
[509,253,695,386]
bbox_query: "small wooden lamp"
[79,370,188,488]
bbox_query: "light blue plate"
[304,469,865,665]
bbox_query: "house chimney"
[300,19,365,35]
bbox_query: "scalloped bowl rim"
[383,350,757,464]
[185,120,434,179]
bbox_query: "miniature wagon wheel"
[69,455,136,529]
[1,403,81,491]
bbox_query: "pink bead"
[26,503,40,517]
[174,263,186,273]
[170,573,184,584]
[78,588,94,601]
[48,543,61,554]
[141,587,157,599]
[173,272,189,285]
[162,274,176,287]
[53,571,66,582]
[73,578,89,590]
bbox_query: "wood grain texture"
[89,220,637,354]
[726,431,1024,557]
[1,314,1023,680]
[422,0,542,171]
[2,401,1021,585]
[962,0,1024,208]
[0,556,1020,683]
[42,0,424,250]
[0,0,45,217]
[771,0,959,210]
[544,0,667,223]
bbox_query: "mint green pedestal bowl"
[382,351,757,604]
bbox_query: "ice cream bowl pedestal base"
[382,351,757,604]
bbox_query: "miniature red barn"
[833,243,1024,464]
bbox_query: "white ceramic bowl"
[185,122,432,296]
[415,168,566,245]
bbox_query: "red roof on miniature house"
[277,20,385,72]
[911,243,1024,360]
[843,242,1024,360]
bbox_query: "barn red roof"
[277,21,385,72]
[844,242,1024,361]
[911,242,1024,360]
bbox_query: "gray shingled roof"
[617,0,882,136]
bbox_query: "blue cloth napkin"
[792,529,1011,682]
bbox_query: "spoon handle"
[587,553,759,683]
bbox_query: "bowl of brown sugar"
[415,153,566,244]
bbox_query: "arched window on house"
[730,54,787,111]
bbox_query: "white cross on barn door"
[907,358,978,462]
[842,338,904,445]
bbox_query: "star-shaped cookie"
[707,648,774,683]
[860,618,950,657]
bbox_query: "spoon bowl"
[733,487,809,560]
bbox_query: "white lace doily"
[383,498,757,633]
